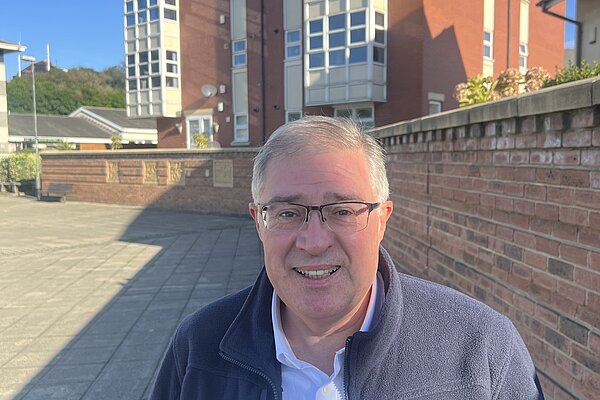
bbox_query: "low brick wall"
[372,78,600,399]
[41,148,257,215]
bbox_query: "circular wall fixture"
[201,84,218,97]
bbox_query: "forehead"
[261,149,372,203]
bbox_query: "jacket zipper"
[219,351,280,400]
[342,337,352,400]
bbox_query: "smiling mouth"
[293,266,340,279]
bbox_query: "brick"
[581,150,600,167]
[573,190,600,210]
[510,151,529,164]
[497,136,515,149]
[548,258,574,279]
[577,305,600,330]
[535,203,559,220]
[560,170,590,188]
[525,250,547,270]
[547,187,574,205]
[493,151,510,164]
[536,168,561,185]
[539,131,562,148]
[496,197,513,212]
[591,331,600,355]
[535,303,558,326]
[514,199,535,216]
[574,370,600,400]
[591,251,600,272]
[536,236,560,256]
[530,217,553,235]
[554,350,584,380]
[579,227,600,247]
[514,231,535,247]
[574,268,600,291]
[505,243,524,261]
[530,150,553,164]
[544,326,568,352]
[562,130,592,147]
[515,134,537,149]
[559,207,588,226]
[571,344,600,374]
[571,108,597,128]
[559,244,588,266]
[496,255,512,272]
[525,184,546,200]
[504,183,524,197]
[556,281,585,304]
[593,128,600,146]
[553,150,580,165]
[520,116,538,134]
[553,222,578,242]
[496,226,514,241]
[592,172,600,189]
[543,113,565,131]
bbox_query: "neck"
[281,287,371,374]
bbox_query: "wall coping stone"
[371,77,600,139]
[40,147,260,159]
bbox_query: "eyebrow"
[267,192,360,204]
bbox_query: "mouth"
[293,266,340,279]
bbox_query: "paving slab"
[0,195,262,400]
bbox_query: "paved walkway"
[0,195,262,400]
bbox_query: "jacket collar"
[219,246,404,393]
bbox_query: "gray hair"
[251,115,389,203]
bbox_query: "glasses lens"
[322,202,370,232]
[262,203,306,231]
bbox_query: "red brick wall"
[41,149,257,215]
[374,84,600,399]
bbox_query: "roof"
[0,39,25,54]
[8,113,111,140]
[70,106,157,131]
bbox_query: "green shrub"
[0,156,9,182]
[110,134,123,150]
[193,133,209,149]
[6,152,41,181]
[543,60,600,88]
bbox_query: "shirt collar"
[271,273,381,367]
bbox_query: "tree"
[7,65,126,115]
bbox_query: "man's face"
[249,149,393,326]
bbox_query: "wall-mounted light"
[217,102,224,112]
[213,121,220,134]
[219,15,226,24]
[175,122,183,134]
[219,84,226,94]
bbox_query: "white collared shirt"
[271,274,382,400]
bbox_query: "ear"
[249,203,265,241]
[377,200,393,242]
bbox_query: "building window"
[166,77,178,88]
[233,39,247,67]
[164,9,177,21]
[126,1,134,13]
[127,14,135,27]
[165,0,176,5]
[234,114,249,142]
[286,111,302,123]
[286,30,301,59]
[373,11,385,64]
[484,30,493,59]
[519,42,528,70]
[334,105,374,129]
[429,100,443,115]
[187,115,213,148]
[149,7,159,21]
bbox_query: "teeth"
[294,266,340,279]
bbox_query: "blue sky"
[0,1,124,79]
[0,0,577,81]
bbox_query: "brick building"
[123,0,564,149]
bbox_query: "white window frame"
[334,104,374,129]
[186,115,213,149]
[232,39,247,67]
[286,30,302,59]
[483,29,493,60]
[519,42,528,71]
[233,114,249,143]
[429,100,443,115]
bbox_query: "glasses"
[258,201,380,233]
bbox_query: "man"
[150,116,543,399]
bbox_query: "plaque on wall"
[213,159,233,188]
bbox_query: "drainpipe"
[536,0,582,66]
[260,0,266,145]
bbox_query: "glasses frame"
[257,201,380,233]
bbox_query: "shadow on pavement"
[0,195,262,400]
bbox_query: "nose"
[295,209,335,255]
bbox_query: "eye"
[328,206,357,217]
[278,209,302,219]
